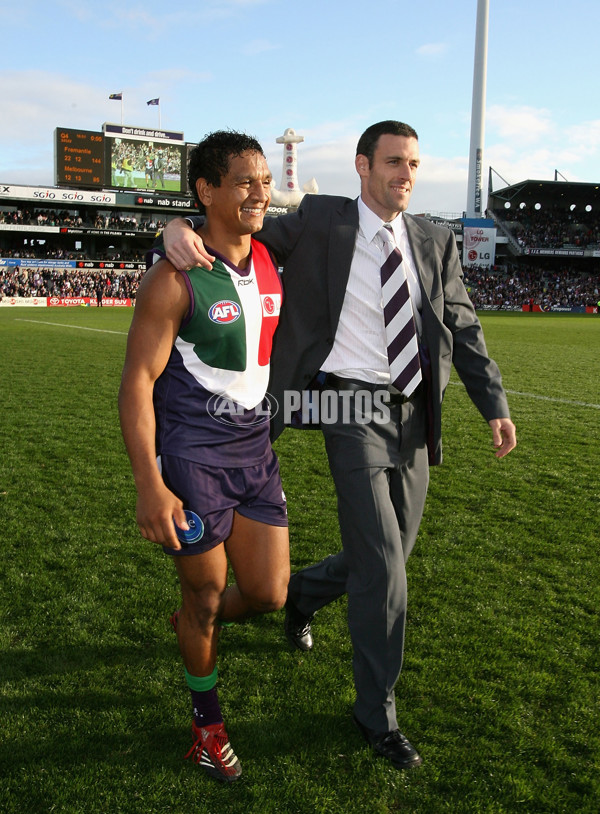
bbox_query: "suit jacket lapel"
[328,197,359,328]
[404,213,434,301]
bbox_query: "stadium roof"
[488,172,600,212]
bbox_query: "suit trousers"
[288,387,429,733]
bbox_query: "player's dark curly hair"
[188,130,265,213]
[356,121,418,166]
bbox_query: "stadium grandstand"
[0,176,203,304]
[472,174,600,312]
[0,184,297,306]
[1,123,598,313]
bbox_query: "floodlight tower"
[466,0,489,218]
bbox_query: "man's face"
[199,151,272,235]
[355,134,420,221]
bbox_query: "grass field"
[0,308,598,814]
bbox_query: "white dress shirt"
[321,197,422,383]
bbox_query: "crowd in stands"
[1,245,142,262]
[463,264,600,309]
[2,203,600,308]
[3,259,598,310]
[0,206,167,234]
[5,204,598,251]
[2,246,82,261]
[0,266,143,300]
[493,207,600,250]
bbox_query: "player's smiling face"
[355,134,420,222]
[203,151,272,236]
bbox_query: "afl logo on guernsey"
[208,300,241,323]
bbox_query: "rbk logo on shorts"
[208,300,242,323]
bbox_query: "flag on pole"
[147,98,159,106]
[109,92,122,100]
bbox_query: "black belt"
[324,373,421,405]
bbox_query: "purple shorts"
[158,449,288,556]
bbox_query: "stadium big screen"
[55,124,192,196]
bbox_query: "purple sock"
[191,687,223,727]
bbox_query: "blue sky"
[1,0,599,215]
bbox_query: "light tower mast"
[466,0,489,218]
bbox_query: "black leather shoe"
[284,598,314,651]
[353,714,422,769]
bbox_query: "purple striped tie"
[380,225,422,396]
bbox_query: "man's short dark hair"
[188,130,264,212]
[356,121,419,166]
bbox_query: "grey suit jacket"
[257,194,510,464]
[185,195,510,463]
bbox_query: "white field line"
[15,318,128,336]
[12,320,600,411]
[447,380,600,410]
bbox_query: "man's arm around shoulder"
[162,216,215,270]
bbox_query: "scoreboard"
[54,125,192,197]
[55,129,105,189]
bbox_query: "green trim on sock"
[184,666,218,692]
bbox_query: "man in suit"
[162,120,517,770]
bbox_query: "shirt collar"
[357,196,404,245]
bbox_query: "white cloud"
[55,0,272,37]
[271,133,359,197]
[3,89,599,218]
[483,106,600,185]
[416,43,448,58]
[0,72,107,144]
[411,154,468,215]
[242,39,280,56]
[566,119,600,156]
[219,0,271,5]
[145,68,213,86]
[0,70,212,148]
[486,104,553,144]
[265,134,469,215]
